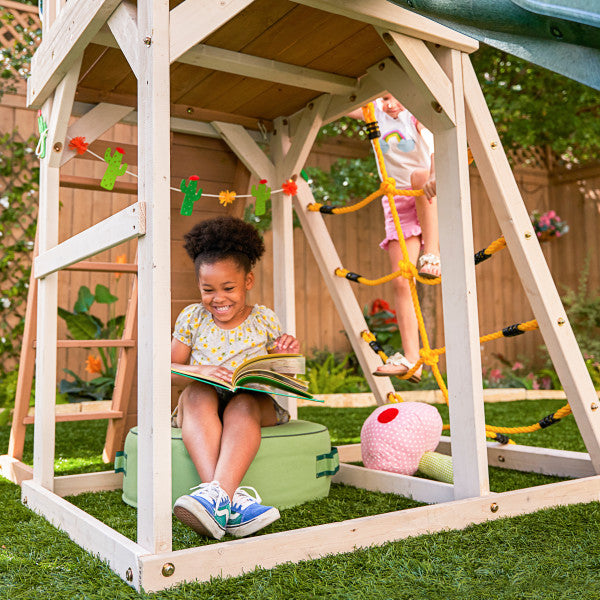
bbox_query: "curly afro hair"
[183,216,265,274]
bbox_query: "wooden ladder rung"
[22,410,124,425]
[33,339,136,348]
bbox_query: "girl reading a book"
[171,216,300,540]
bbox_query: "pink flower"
[547,210,556,218]
[512,361,524,371]
[490,368,502,382]
[541,377,552,390]
[532,379,540,390]
[526,372,535,380]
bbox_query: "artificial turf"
[0,399,597,599]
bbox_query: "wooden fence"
[1,1,599,386]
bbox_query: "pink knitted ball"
[360,402,442,475]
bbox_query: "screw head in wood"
[162,563,175,577]
[378,62,386,71]
[524,231,532,239]
[591,403,598,411]
[125,567,133,582]
[53,142,62,152]
[557,317,565,325]
[143,36,152,46]
[490,141,498,149]
[490,502,499,513]
[349,94,357,102]
[186,107,193,114]
[431,101,442,113]
[497,455,505,463]
[383,33,393,44]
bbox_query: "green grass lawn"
[1,399,598,599]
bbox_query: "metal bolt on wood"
[162,563,175,577]
[490,502,499,513]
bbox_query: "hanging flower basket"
[530,210,569,243]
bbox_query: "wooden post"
[135,0,173,554]
[433,49,489,500]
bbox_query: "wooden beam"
[54,471,124,498]
[22,480,145,589]
[293,179,395,405]
[138,475,600,591]
[136,0,173,555]
[33,339,135,348]
[107,0,139,79]
[434,49,488,500]
[34,203,145,278]
[27,0,122,109]
[436,437,596,479]
[282,95,330,179]
[334,463,454,504]
[169,0,254,63]
[212,121,276,182]
[294,0,479,54]
[181,44,357,95]
[65,261,137,273]
[376,29,455,130]
[462,53,600,472]
[47,58,82,169]
[23,411,124,425]
[61,103,135,166]
[367,58,449,133]
[60,175,138,195]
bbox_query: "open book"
[171,353,318,401]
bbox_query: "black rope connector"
[368,340,384,353]
[538,414,561,429]
[319,205,335,214]
[345,271,361,282]
[474,249,492,265]
[494,433,511,444]
[365,121,380,140]
[502,323,526,337]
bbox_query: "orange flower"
[115,253,127,280]
[219,190,236,207]
[85,354,102,374]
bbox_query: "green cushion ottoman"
[117,420,339,510]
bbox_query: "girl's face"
[198,258,254,329]
[381,94,405,119]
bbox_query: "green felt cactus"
[180,176,203,216]
[251,179,271,216]
[101,147,128,191]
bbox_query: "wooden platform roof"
[67,0,478,130]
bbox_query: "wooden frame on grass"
[12,0,600,593]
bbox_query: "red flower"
[68,136,89,155]
[370,298,390,315]
[282,179,298,196]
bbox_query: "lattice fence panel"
[0,129,38,377]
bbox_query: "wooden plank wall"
[1,95,599,397]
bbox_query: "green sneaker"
[173,480,230,540]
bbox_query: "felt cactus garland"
[180,175,203,215]
[251,179,271,215]
[101,147,128,191]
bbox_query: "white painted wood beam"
[27,0,122,109]
[212,121,276,182]
[34,203,146,279]
[282,95,330,179]
[368,58,448,133]
[434,48,488,501]
[462,54,600,472]
[54,471,124,497]
[22,480,145,590]
[138,475,600,591]
[169,0,255,63]
[294,0,478,54]
[376,28,455,130]
[136,0,173,556]
[293,180,396,406]
[334,463,454,504]
[61,103,135,166]
[47,57,82,169]
[107,0,140,79]
[436,437,596,479]
[321,71,385,125]
[181,44,357,95]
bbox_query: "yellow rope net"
[318,102,571,443]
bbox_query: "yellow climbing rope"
[351,102,568,444]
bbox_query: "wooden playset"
[2,0,600,592]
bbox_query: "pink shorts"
[379,193,422,251]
